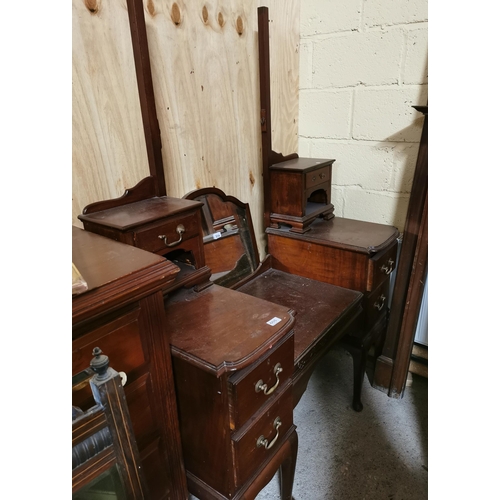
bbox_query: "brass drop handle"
[255,363,283,396]
[158,224,185,247]
[256,417,282,450]
[374,294,386,311]
[380,258,395,275]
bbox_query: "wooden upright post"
[257,6,298,230]
[126,0,167,197]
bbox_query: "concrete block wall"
[298,0,428,230]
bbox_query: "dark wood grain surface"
[79,196,203,230]
[267,217,399,255]
[237,269,362,361]
[72,227,180,325]
[72,226,178,292]
[269,157,333,172]
[72,227,188,499]
[165,285,295,376]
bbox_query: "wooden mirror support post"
[126,0,166,197]
[373,106,428,398]
[257,7,334,234]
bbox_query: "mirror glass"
[73,465,127,500]
[183,188,259,288]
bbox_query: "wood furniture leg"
[342,339,369,412]
[279,429,298,500]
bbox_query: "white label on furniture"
[267,317,282,326]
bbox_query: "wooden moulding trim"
[80,177,157,215]
[170,313,296,377]
[72,262,179,326]
[138,294,189,497]
[376,108,428,390]
[269,205,334,225]
[389,194,428,398]
[72,407,108,447]
[372,355,395,393]
[269,151,299,166]
[72,447,116,492]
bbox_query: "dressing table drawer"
[367,239,398,292]
[232,382,293,488]
[305,166,330,190]
[229,334,294,429]
[134,213,201,254]
[364,278,391,327]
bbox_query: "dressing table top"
[267,217,399,255]
[78,196,203,230]
[165,284,295,377]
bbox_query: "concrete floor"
[257,348,428,500]
[190,347,428,500]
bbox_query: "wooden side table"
[267,217,399,411]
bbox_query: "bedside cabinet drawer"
[134,212,200,254]
[364,278,391,327]
[232,382,293,488]
[228,335,294,429]
[367,239,398,292]
[305,166,330,189]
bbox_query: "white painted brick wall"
[299,0,428,230]
[312,30,404,88]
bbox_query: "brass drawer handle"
[380,258,395,275]
[158,224,185,247]
[312,173,326,182]
[255,363,283,396]
[256,417,282,450]
[374,294,386,311]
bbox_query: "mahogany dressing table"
[78,183,364,499]
[78,192,301,500]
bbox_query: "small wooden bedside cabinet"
[78,192,211,290]
[165,284,298,500]
[267,217,399,411]
[269,157,335,233]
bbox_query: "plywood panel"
[71,0,299,258]
[72,0,150,226]
[143,0,299,258]
[264,0,300,157]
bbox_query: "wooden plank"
[143,0,299,258]
[263,0,300,157]
[72,0,299,259]
[72,0,150,227]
